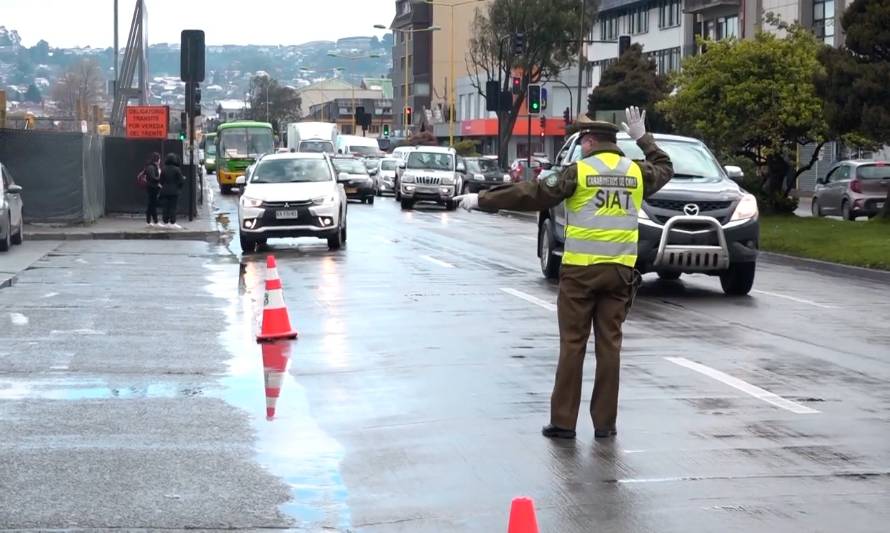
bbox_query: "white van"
[336,135,382,158]
[286,122,339,154]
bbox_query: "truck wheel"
[239,235,254,254]
[539,221,561,280]
[394,186,401,201]
[367,196,375,206]
[400,199,414,210]
[720,262,756,296]
[446,199,458,211]
[328,225,345,250]
[220,185,232,195]
[657,271,681,281]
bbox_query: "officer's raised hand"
[621,106,647,141]
[452,193,479,212]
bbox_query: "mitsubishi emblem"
[683,203,700,216]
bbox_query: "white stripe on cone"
[264,288,286,310]
[267,266,280,281]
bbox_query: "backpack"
[136,166,149,189]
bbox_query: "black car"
[537,132,760,295]
[331,156,376,205]
[461,157,509,193]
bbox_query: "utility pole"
[576,0,586,119]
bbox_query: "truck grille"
[646,199,732,211]
[416,176,441,185]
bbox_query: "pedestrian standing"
[452,107,674,439]
[144,152,162,227]
[159,153,185,229]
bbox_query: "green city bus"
[202,132,217,173]
[215,121,274,194]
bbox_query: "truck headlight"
[241,195,263,208]
[402,174,415,184]
[503,174,511,182]
[441,176,455,186]
[730,193,759,222]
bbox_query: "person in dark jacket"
[159,153,185,228]
[144,152,162,226]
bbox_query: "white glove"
[452,193,479,212]
[621,106,647,141]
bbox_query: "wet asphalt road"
[1,182,889,532]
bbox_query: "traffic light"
[179,111,187,141]
[383,124,390,137]
[485,80,499,111]
[541,87,548,110]
[355,105,365,124]
[404,106,413,125]
[563,107,571,125]
[618,35,631,57]
[192,86,201,116]
[527,84,541,114]
[512,76,521,95]
[539,116,546,130]
[511,32,526,55]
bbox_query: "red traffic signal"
[512,76,521,95]
[539,116,546,129]
[405,106,413,125]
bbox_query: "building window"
[600,13,620,41]
[628,6,649,35]
[651,47,682,75]
[399,0,411,15]
[658,0,681,29]
[814,0,835,45]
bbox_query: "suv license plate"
[345,187,357,194]
[275,210,301,219]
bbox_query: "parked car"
[373,157,399,196]
[0,162,24,252]
[461,157,510,193]
[397,146,466,210]
[331,155,376,204]
[812,160,890,220]
[537,132,760,295]
[236,152,347,253]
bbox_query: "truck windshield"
[407,152,454,171]
[251,159,332,183]
[348,145,380,157]
[300,140,334,153]
[618,139,724,180]
[220,128,274,159]
[205,142,217,156]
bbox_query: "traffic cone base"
[257,255,299,342]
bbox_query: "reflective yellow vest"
[563,153,644,267]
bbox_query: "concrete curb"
[760,251,890,283]
[24,229,223,243]
[0,273,15,289]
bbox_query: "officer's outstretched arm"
[635,134,674,199]
[477,165,577,212]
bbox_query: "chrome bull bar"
[654,215,730,271]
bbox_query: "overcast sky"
[2,0,395,48]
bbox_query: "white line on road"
[9,313,28,326]
[42,292,59,299]
[752,289,835,309]
[500,288,557,312]
[421,255,455,268]
[665,357,820,415]
[519,236,537,241]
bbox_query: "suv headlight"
[312,195,336,205]
[240,195,263,208]
[441,176,455,185]
[730,193,759,222]
[402,174,415,183]
[473,173,485,181]
[503,174,511,182]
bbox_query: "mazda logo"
[683,203,700,216]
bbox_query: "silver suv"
[397,147,466,210]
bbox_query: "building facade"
[307,97,394,137]
[391,0,434,135]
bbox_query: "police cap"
[567,114,620,137]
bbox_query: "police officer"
[453,107,673,439]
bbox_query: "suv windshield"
[251,159,331,184]
[299,140,334,153]
[407,152,454,171]
[618,139,724,180]
[467,159,498,173]
[333,158,369,175]
[348,145,380,157]
[381,160,397,171]
[857,164,890,179]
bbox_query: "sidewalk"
[24,189,222,243]
[0,241,61,289]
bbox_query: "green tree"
[587,43,673,133]
[246,74,302,133]
[659,28,827,213]
[817,0,890,218]
[24,83,42,103]
[467,0,597,165]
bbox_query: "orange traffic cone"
[262,341,291,420]
[257,255,298,342]
[507,497,539,533]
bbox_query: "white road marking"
[50,329,106,336]
[42,292,59,299]
[519,236,537,241]
[665,357,820,415]
[50,364,69,371]
[752,289,834,309]
[10,313,29,326]
[500,288,557,312]
[421,255,455,268]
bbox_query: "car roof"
[408,146,456,154]
[259,152,327,161]
[838,160,890,166]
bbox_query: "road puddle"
[204,261,352,529]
